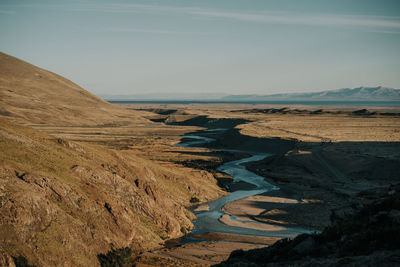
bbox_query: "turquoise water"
[177,130,314,240]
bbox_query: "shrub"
[13,256,36,267]
[190,196,200,203]
[97,247,133,267]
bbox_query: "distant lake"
[108,100,400,107]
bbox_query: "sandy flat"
[223,194,299,217]
[220,189,332,230]
[193,204,210,212]
[219,214,286,231]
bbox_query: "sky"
[1,0,400,96]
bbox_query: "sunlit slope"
[0,117,222,266]
[0,53,224,266]
[0,52,149,126]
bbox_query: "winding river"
[177,129,313,241]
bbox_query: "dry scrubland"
[0,118,223,264]
[1,51,400,266]
[219,110,399,233]
[129,106,400,266]
[0,53,226,266]
[238,112,400,142]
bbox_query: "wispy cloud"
[0,3,199,14]
[3,2,400,32]
[367,29,400,35]
[107,27,213,35]
[191,10,400,29]
[68,3,400,31]
[0,10,15,15]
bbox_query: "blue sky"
[1,0,400,95]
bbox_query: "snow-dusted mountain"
[221,87,400,101]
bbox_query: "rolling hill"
[0,52,224,266]
[0,52,149,126]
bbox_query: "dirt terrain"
[0,53,226,266]
[129,105,400,266]
[1,52,399,266]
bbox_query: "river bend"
[177,129,313,240]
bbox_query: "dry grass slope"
[0,52,150,126]
[0,117,223,266]
[0,53,225,266]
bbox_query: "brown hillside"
[0,53,225,266]
[0,117,223,266]
[0,52,149,126]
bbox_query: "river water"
[177,129,313,241]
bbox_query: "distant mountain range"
[220,87,400,102]
[102,87,400,102]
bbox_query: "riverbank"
[133,118,319,265]
[176,129,308,239]
[216,188,400,267]
[129,106,400,266]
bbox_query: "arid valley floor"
[1,53,400,266]
[119,104,400,266]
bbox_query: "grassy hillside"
[0,53,225,266]
[0,117,223,266]
[0,52,150,126]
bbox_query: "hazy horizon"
[1,0,400,95]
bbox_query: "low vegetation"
[0,117,223,266]
[97,247,133,267]
[1,52,399,266]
